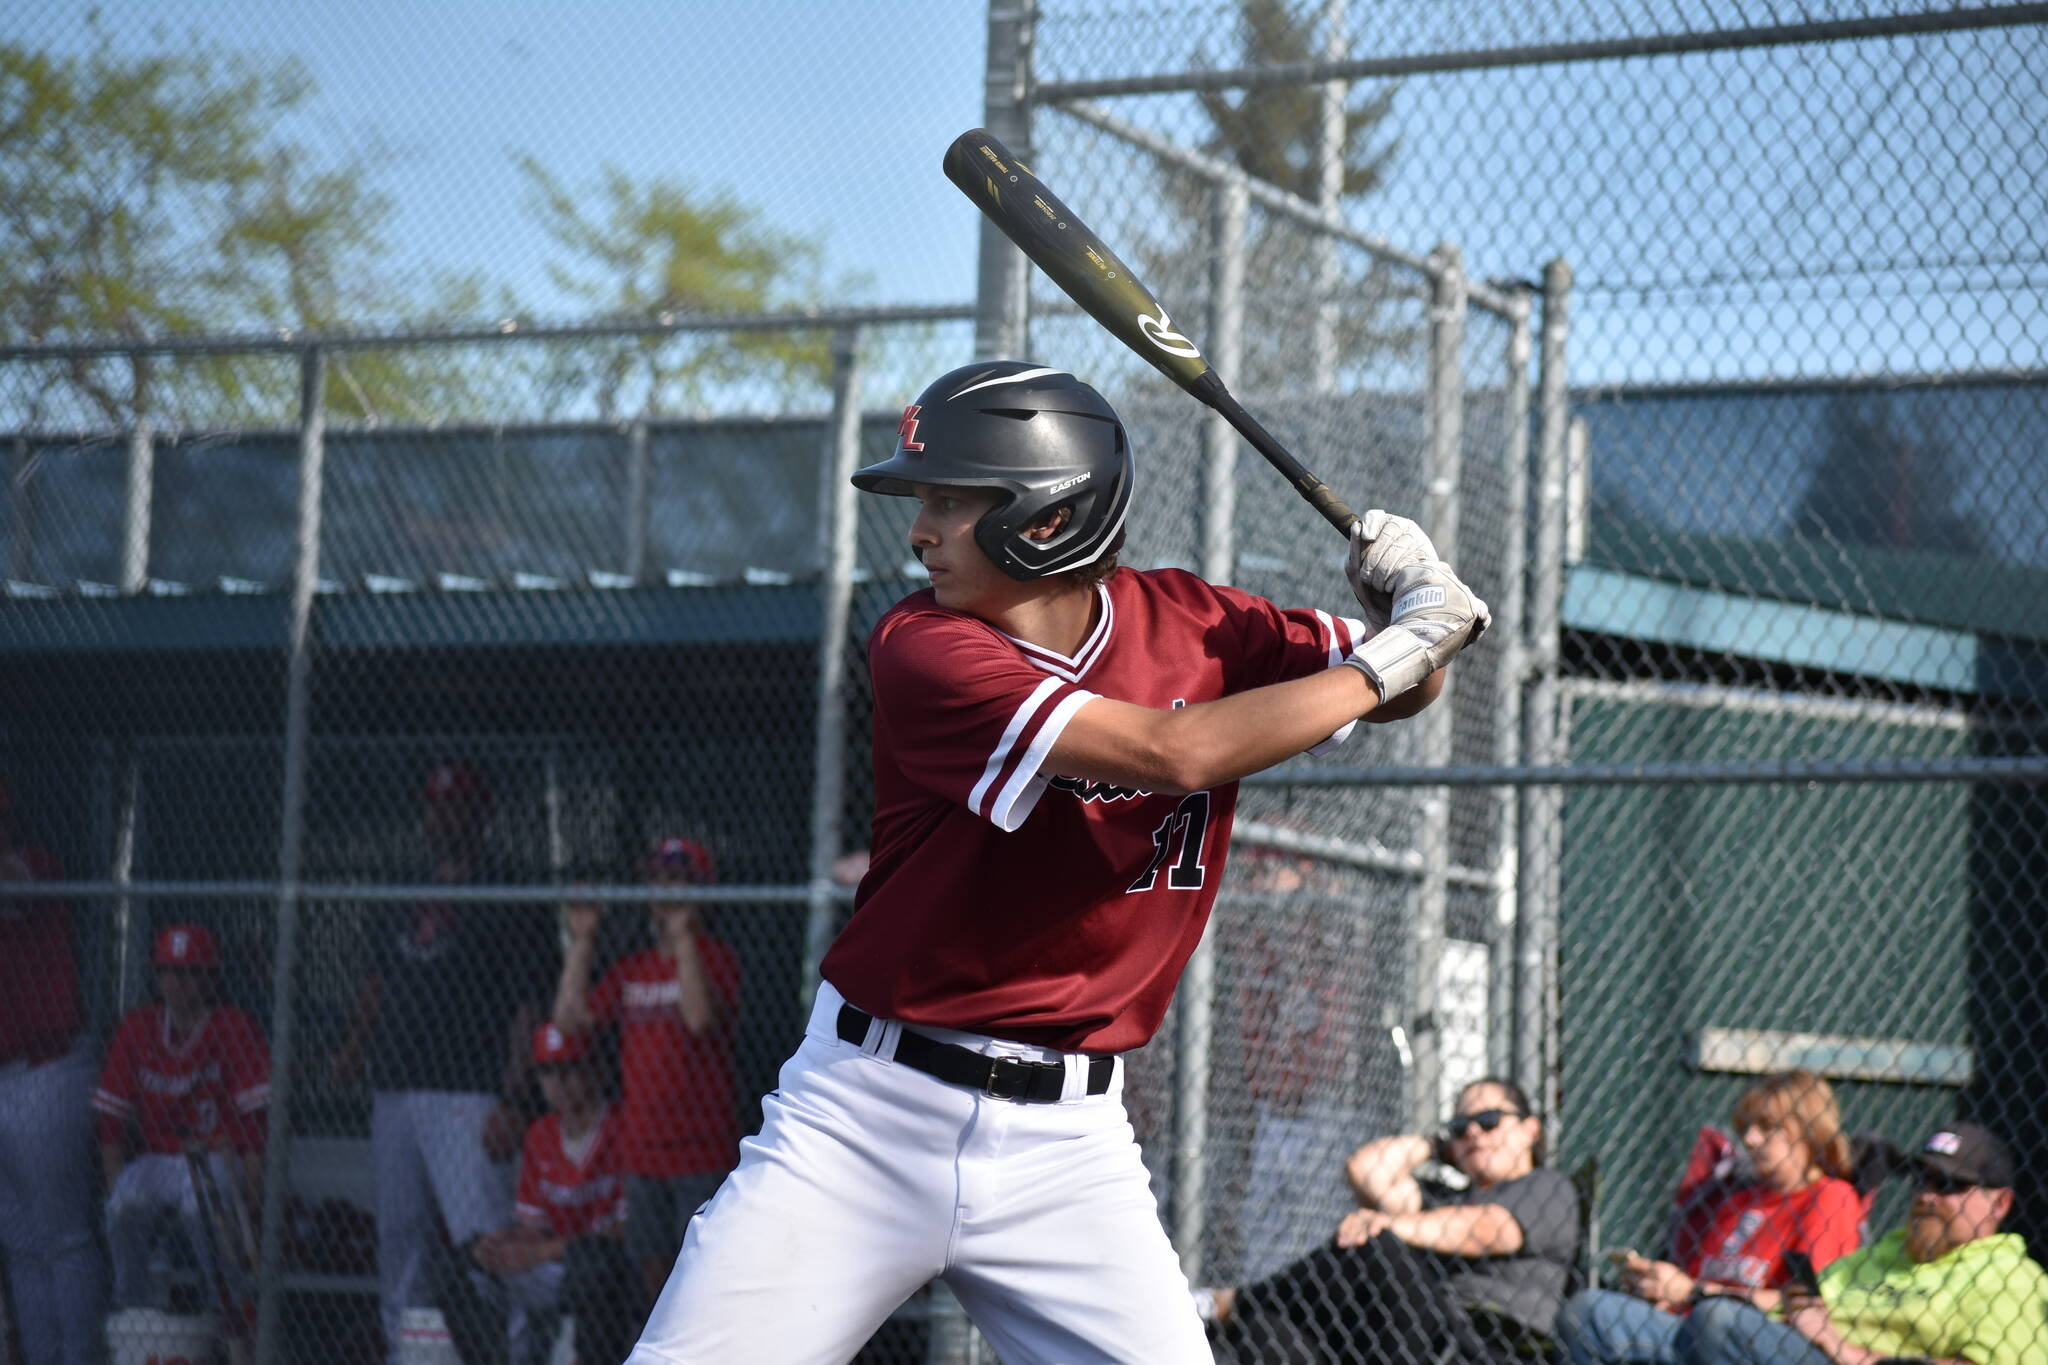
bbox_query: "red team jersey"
[589,941,742,1178]
[1671,1176,1864,1289]
[514,1109,627,1240]
[93,1004,272,1154]
[0,846,82,1064]
[822,568,1364,1053]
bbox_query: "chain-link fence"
[0,221,1521,1365]
[1013,3,2048,1364]
[7,2,2048,1364]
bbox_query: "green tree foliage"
[518,156,846,419]
[0,29,497,426]
[1140,0,1411,393]
[1194,0,1398,203]
[1794,395,1984,557]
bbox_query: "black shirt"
[1421,1166,1581,1335]
[369,904,555,1094]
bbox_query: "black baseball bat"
[943,128,1360,538]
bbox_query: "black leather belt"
[836,1003,1115,1103]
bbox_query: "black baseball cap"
[1914,1122,2015,1188]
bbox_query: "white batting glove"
[1343,559,1491,702]
[1347,510,1440,630]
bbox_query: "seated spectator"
[93,924,271,1313]
[433,1025,635,1365]
[1673,1122,2047,1365]
[1201,1077,1581,1365]
[553,835,740,1305]
[1557,1070,1865,1365]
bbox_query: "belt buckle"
[983,1055,1035,1101]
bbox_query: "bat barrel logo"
[1137,312,1202,360]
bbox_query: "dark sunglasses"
[1445,1108,1523,1140]
[1916,1169,1978,1196]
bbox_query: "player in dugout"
[622,359,1491,1364]
[94,923,271,1316]
[0,774,108,1365]
[553,834,740,1308]
[433,1023,637,1365]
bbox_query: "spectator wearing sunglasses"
[1558,1070,1865,1365]
[1675,1122,2048,1365]
[1198,1077,1581,1365]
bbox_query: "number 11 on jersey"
[1127,791,1211,893]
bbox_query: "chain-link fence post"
[254,345,326,1365]
[121,355,152,595]
[974,0,1037,361]
[1310,0,1347,391]
[1408,243,1466,1130]
[624,417,652,585]
[1488,290,1535,1077]
[1517,258,1571,1128]
[803,327,864,1008]
[1171,170,1249,1284]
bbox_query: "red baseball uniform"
[0,847,82,1065]
[821,568,1365,1053]
[92,1004,272,1153]
[513,1109,627,1240]
[588,941,741,1178]
[1672,1176,1864,1288]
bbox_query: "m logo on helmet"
[170,931,189,958]
[1136,311,1202,360]
[897,405,925,452]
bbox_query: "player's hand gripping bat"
[943,127,1360,538]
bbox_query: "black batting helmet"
[852,361,1133,581]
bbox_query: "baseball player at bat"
[94,924,271,1319]
[627,360,1489,1364]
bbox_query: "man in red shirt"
[624,360,1487,1363]
[553,835,739,1305]
[94,924,271,1311]
[0,775,106,1365]
[434,1025,636,1365]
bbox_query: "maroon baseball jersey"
[514,1108,627,1240]
[822,568,1365,1053]
[93,1004,271,1154]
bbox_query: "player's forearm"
[1363,666,1444,723]
[1054,664,1385,794]
[1346,1134,1431,1210]
[552,941,595,1031]
[1385,1203,1523,1257]
[671,940,718,1034]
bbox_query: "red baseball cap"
[424,762,491,808]
[531,1023,592,1067]
[154,923,219,968]
[642,835,716,884]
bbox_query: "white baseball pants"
[105,1149,243,1309]
[0,1042,106,1365]
[627,981,1212,1365]
[373,1090,515,1364]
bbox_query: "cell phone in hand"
[1782,1251,1821,1296]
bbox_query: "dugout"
[0,577,906,1137]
